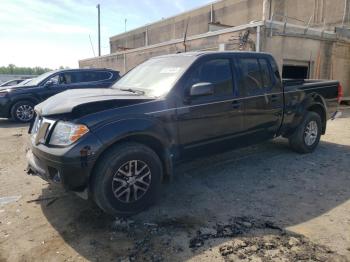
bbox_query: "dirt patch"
[189,217,346,261]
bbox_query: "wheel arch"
[9,97,39,116]
[89,132,173,193]
[285,93,327,137]
[9,97,39,121]
[307,103,327,134]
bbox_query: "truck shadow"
[39,139,350,261]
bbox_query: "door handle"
[232,100,241,109]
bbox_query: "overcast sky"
[0,0,212,69]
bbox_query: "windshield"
[113,56,195,97]
[18,79,32,86]
[24,71,54,86]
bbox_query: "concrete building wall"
[80,0,350,98]
[110,0,263,52]
[331,42,350,97]
[81,25,259,73]
[270,0,349,28]
[262,24,350,96]
[80,23,350,97]
[110,0,349,52]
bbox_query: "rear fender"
[286,93,327,136]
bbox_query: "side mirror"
[190,82,214,97]
[44,80,54,87]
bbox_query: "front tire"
[92,142,163,217]
[289,111,322,154]
[11,101,35,123]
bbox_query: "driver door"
[176,56,244,152]
[39,73,69,101]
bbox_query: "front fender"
[93,116,173,153]
[90,116,175,181]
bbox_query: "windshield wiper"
[120,88,145,95]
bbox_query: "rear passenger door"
[237,56,283,141]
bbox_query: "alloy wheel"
[304,120,318,146]
[111,160,151,203]
[16,104,34,122]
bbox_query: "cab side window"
[239,58,274,96]
[239,58,263,96]
[188,59,233,98]
[259,59,273,88]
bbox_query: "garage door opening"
[282,65,309,79]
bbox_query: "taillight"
[338,83,343,104]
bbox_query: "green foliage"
[0,64,54,75]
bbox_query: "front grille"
[32,116,42,134]
[31,116,56,145]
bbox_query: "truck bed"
[283,79,339,90]
[280,78,340,137]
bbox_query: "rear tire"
[289,111,322,154]
[92,142,163,217]
[11,100,35,123]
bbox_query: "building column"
[262,0,272,21]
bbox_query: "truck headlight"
[50,121,89,146]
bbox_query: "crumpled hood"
[35,88,154,116]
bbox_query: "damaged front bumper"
[26,131,103,197]
[26,149,62,184]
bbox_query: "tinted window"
[75,71,112,83]
[239,58,263,95]
[189,59,233,97]
[59,73,78,84]
[259,59,272,88]
[270,59,281,81]
[97,71,112,81]
[47,75,59,85]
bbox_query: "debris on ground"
[26,195,65,204]
[189,217,283,248]
[109,216,347,262]
[189,217,344,261]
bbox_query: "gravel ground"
[0,107,350,262]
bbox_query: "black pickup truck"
[26,52,342,216]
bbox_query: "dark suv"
[0,68,120,122]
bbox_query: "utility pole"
[97,4,101,56]
[125,18,127,32]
